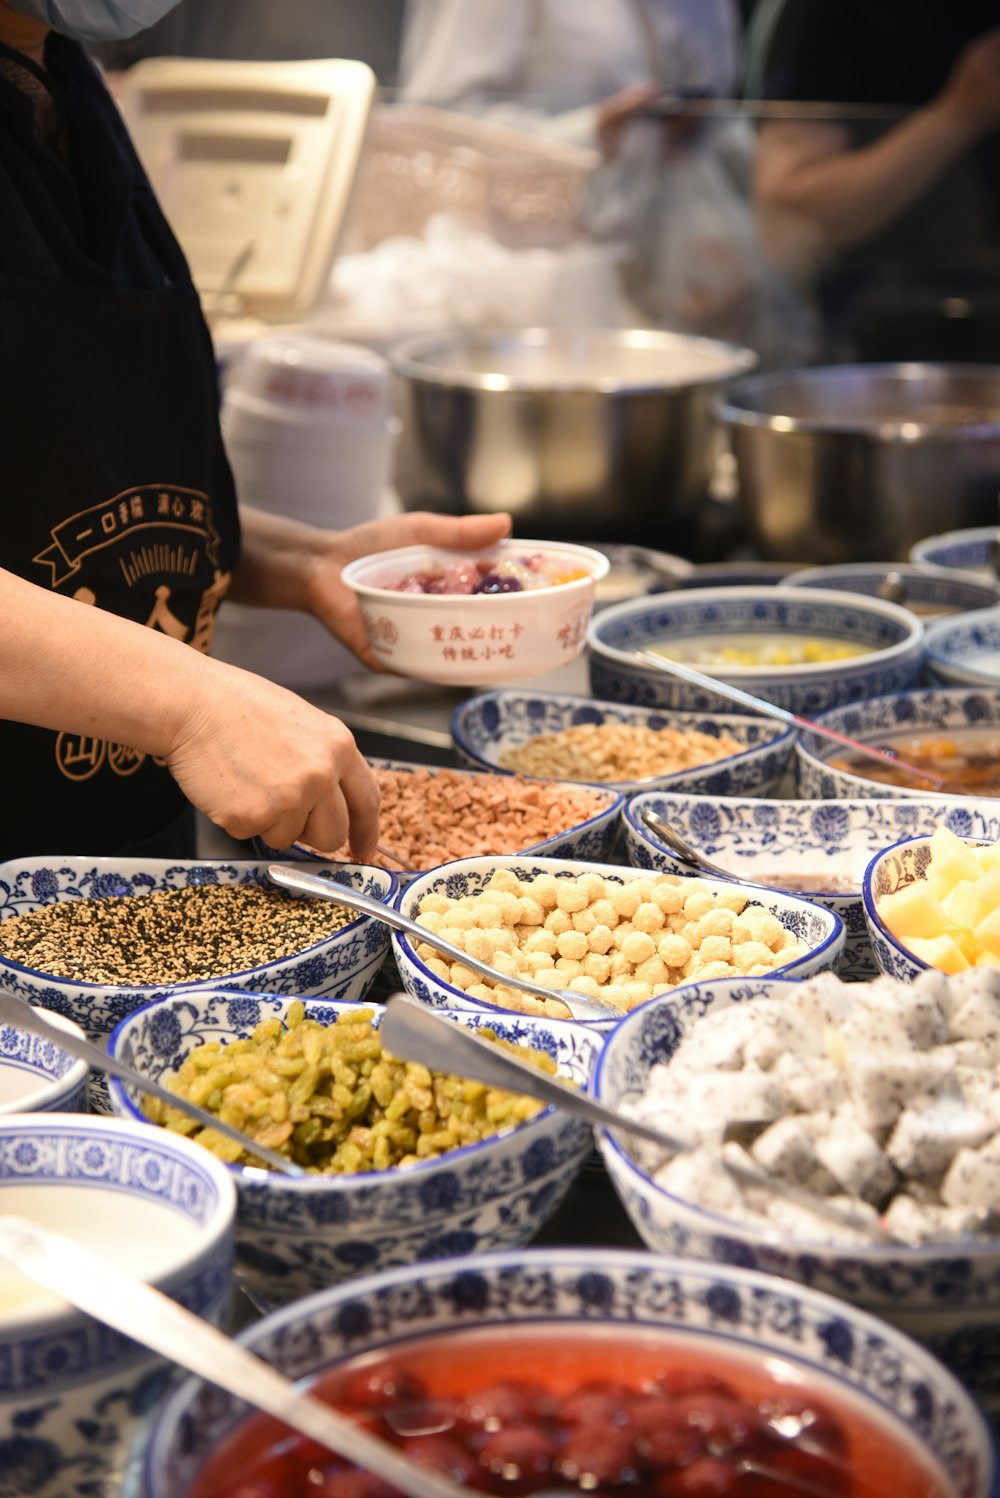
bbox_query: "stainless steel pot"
[716,363,1000,564]
[391,328,756,540]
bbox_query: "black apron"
[0,35,240,862]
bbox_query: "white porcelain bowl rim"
[0,1009,90,1111]
[450,690,795,787]
[106,993,599,1191]
[341,539,609,598]
[594,977,1000,1260]
[396,855,845,1021]
[0,1110,237,1320]
[0,859,397,992]
[145,1242,994,1498]
[587,584,924,676]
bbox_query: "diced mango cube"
[903,934,971,974]
[877,881,954,941]
[971,865,1000,912]
[928,826,988,885]
[943,879,990,932]
[974,905,1000,960]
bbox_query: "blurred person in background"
[399,0,742,148]
[90,0,404,82]
[0,0,508,863]
[753,1,1000,359]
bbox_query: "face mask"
[5,0,180,41]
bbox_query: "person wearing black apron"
[0,0,510,863]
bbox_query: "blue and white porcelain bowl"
[0,1112,235,1498]
[595,978,1000,1410]
[910,525,1000,583]
[395,854,844,1023]
[451,690,795,797]
[784,562,1000,617]
[255,755,625,881]
[106,990,599,1309]
[862,833,951,982]
[795,685,1000,800]
[0,1008,89,1114]
[146,1246,994,1498]
[0,856,397,1055]
[586,585,925,716]
[623,791,1000,982]
[925,605,1000,687]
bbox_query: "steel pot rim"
[714,360,1000,442]
[390,325,758,395]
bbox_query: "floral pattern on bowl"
[0,1008,89,1114]
[594,977,1000,1410]
[394,854,844,1027]
[451,690,794,797]
[910,526,1000,583]
[925,606,1000,688]
[586,585,925,717]
[146,1246,994,1498]
[862,834,945,982]
[795,686,1000,801]
[623,791,1000,982]
[107,990,599,1308]
[0,1114,234,1498]
[0,857,397,1112]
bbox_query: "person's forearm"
[757,102,979,255]
[0,567,213,754]
[228,507,329,612]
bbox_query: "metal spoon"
[0,1215,859,1498]
[380,995,900,1244]
[875,569,907,605]
[0,1216,466,1498]
[639,810,744,882]
[266,865,620,1023]
[0,992,306,1179]
[636,649,947,788]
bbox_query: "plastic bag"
[584,121,817,360]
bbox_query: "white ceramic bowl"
[623,790,1000,982]
[861,832,961,982]
[910,525,1000,582]
[106,991,599,1309]
[0,1008,89,1114]
[795,685,1000,801]
[393,854,844,1023]
[146,1246,994,1498]
[586,585,925,716]
[340,538,609,685]
[254,754,625,881]
[784,562,1000,616]
[925,605,1000,687]
[451,689,795,797]
[594,976,1000,1410]
[0,1112,235,1498]
[0,856,397,1044]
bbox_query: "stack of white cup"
[214,333,399,689]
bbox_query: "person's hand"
[162,659,381,858]
[938,27,1000,142]
[596,81,659,159]
[307,510,513,670]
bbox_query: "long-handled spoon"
[636,649,946,787]
[0,1214,860,1498]
[380,995,900,1245]
[0,992,306,1179]
[639,810,745,882]
[266,864,620,1023]
[0,1215,466,1498]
